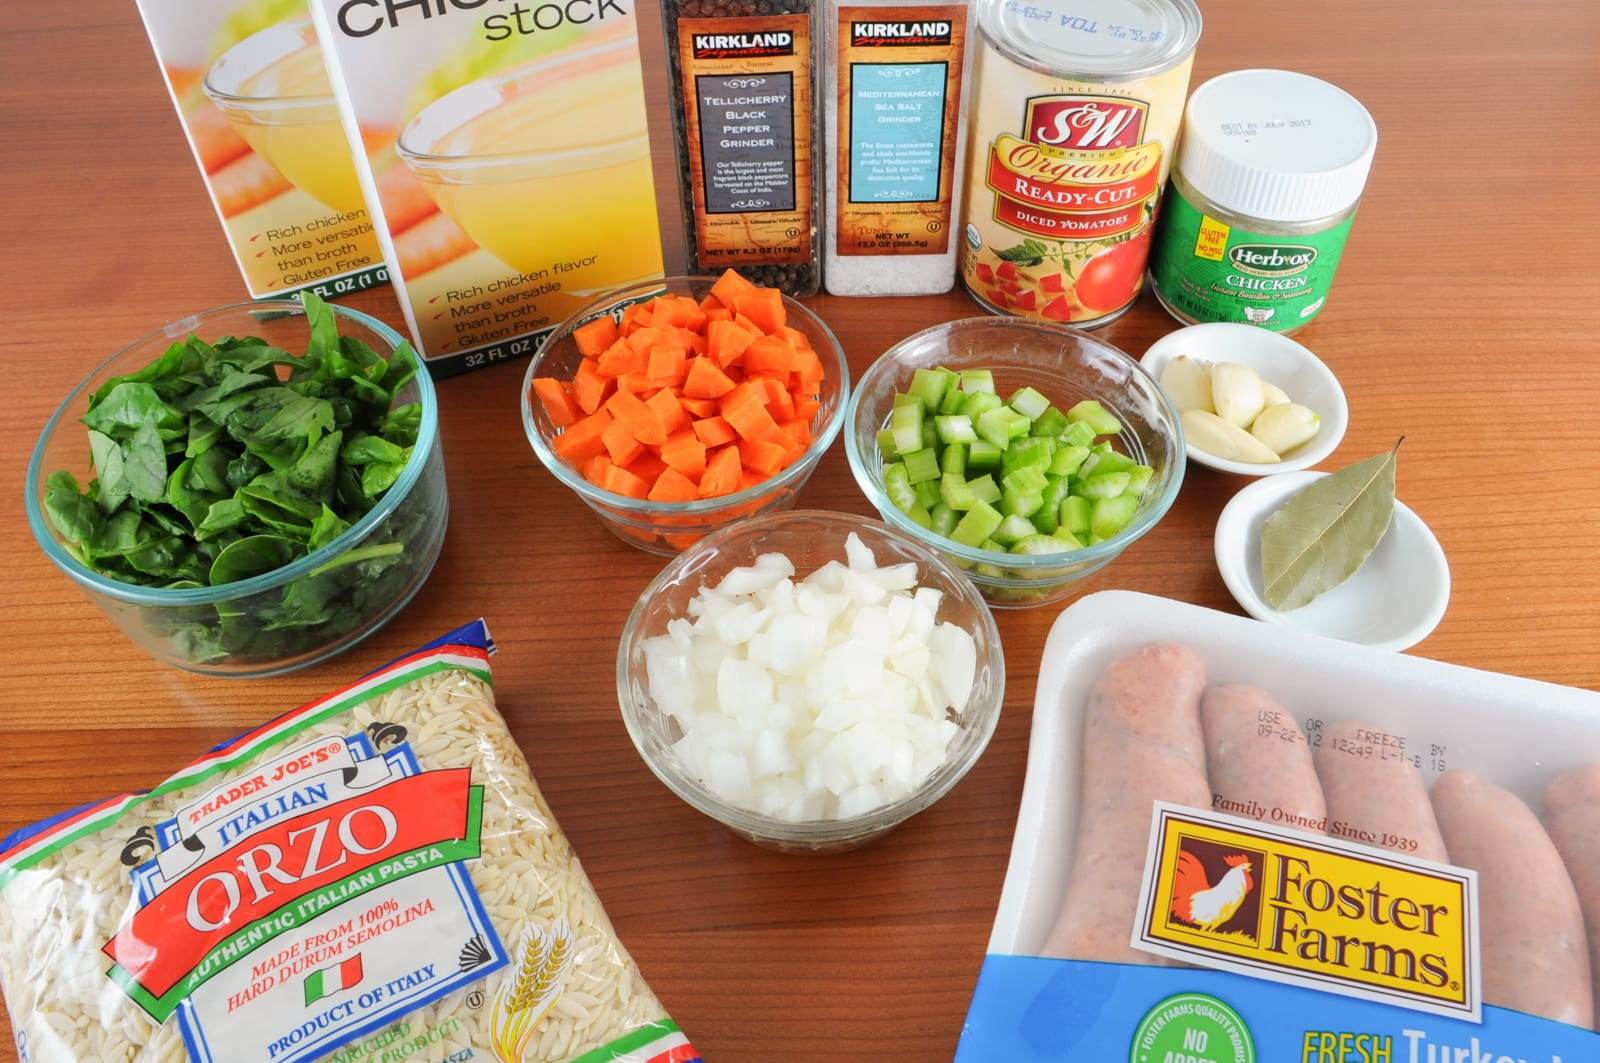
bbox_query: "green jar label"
[1150,184,1355,332]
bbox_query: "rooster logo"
[1170,848,1258,934]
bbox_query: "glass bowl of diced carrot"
[522,271,851,555]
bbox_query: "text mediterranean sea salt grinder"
[1149,69,1378,334]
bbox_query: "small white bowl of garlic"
[1141,323,1348,476]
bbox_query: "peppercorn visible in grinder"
[663,0,823,296]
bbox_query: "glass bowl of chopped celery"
[25,295,447,677]
[617,510,1005,852]
[845,318,1185,608]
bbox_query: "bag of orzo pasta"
[0,620,699,1063]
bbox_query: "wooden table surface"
[3,1,1600,1059]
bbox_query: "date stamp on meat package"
[1131,803,1483,1021]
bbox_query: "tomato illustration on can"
[960,0,1201,327]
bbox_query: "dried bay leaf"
[1261,441,1401,610]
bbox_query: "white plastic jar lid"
[1177,69,1378,223]
[978,0,1202,81]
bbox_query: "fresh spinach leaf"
[44,471,101,544]
[208,534,302,585]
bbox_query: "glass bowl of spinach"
[25,293,447,677]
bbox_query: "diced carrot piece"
[553,409,612,461]
[601,416,645,467]
[532,377,579,428]
[699,446,743,498]
[620,303,651,331]
[793,396,821,424]
[645,387,688,436]
[574,316,619,357]
[648,296,688,328]
[582,455,613,486]
[596,338,646,378]
[722,383,780,441]
[602,464,650,500]
[733,288,786,334]
[733,313,764,336]
[692,416,738,447]
[625,453,669,484]
[571,360,613,416]
[781,325,813,352]
[699,293,724,311]
[763,376,796,421]
[659,429,708,479]
[679,395,719,417]
[683,357,736,399]
[706,318,755,368]
[605,388,667,446]
[646,345,687,385]
[737,437,788,476]
[777,417,813,447]
[625,325,663,354]
[616,372,657,396]
[710,268,756,308]
[648,467,701,502]
[744,335,796,375]
[704,307,732,323]
[738,471,766,491]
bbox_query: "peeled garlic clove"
[1251,403,1320,455]
[1261,380,1292,408]
[1183,409,1282,464]
[1159,355,1214,413]
[1210,362,1266,427]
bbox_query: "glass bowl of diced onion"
[616,510,1005,852]
[844,318,1185,608]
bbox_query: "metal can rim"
[974,0,1203,83]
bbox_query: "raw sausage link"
[1042,643,1210,962]
[1432,770,1593,1026]
[1543,763,1600,1027]
[1201,684,1326,833]
[1313,720,1448,861]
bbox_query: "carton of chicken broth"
[308,0,666,377]
[134,0,389,300]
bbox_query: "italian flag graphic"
[303,955,364,1006]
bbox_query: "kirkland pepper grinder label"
[676,16,815,266]
[834,7,967,256]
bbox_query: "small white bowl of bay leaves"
[1214,446,1449,651]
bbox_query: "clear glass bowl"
[522,277,850,555]
[845,318,1185,608]
[25,301,447,677]
[616,510,1005,852]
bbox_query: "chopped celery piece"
[1125,464,1154,496]
[934,414,978,444]
[961,391,1003,418]
[1092,440,1114,455]
[1001,488,1043,519]
[1012,533,1067,556]
[1034,476,1070,534]
[893,392,922,408]
[930,503,958,537]
[907,504,934,529]
[1002,465,1048,494]
[1007,386,1050,420]
[967,440,1003,470]
[1050,445,1090,477]
[921,417,938,450]
[1091,494,1139,539]
[890,403,923,454]
[877,428,901,459]
[1060,420,1096,448]
[959,368,996,395]
[1001,436,1053,476]
[1052,528,1085,550]
[1067,399,1123,435]
[940,473,977,511]
[912,480,941,509]
[967,474,1002,505]
[902,447,941,484]
[1079,450,1134,479]
[941,442,967,477]
[976,407,1018,448]
[1031,406,1069,438]
[1078,472,1131,499]
[975,560,1007,578]
[993,514,1037,546]
[1060,495,1091,536]
[951,499,1003,546]
[910,367,953,411]
[939,384,968,415]
[884,462,917,513]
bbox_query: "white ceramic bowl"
[1141,322,1348,476]
[1214,471,1450,652]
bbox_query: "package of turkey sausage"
[957,591,1600,1062]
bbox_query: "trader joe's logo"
[1229,243,1318,278]
[1132,804,1482,1022]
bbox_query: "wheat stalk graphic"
[489,920,573,1063]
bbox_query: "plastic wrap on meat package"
[0,621,700,1063]
[956,592,1600,1062]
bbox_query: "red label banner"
[993,197,1144,240]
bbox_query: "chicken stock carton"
[957,591,1600,1062]
[135,0,390,300]
[308,0,667,377]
